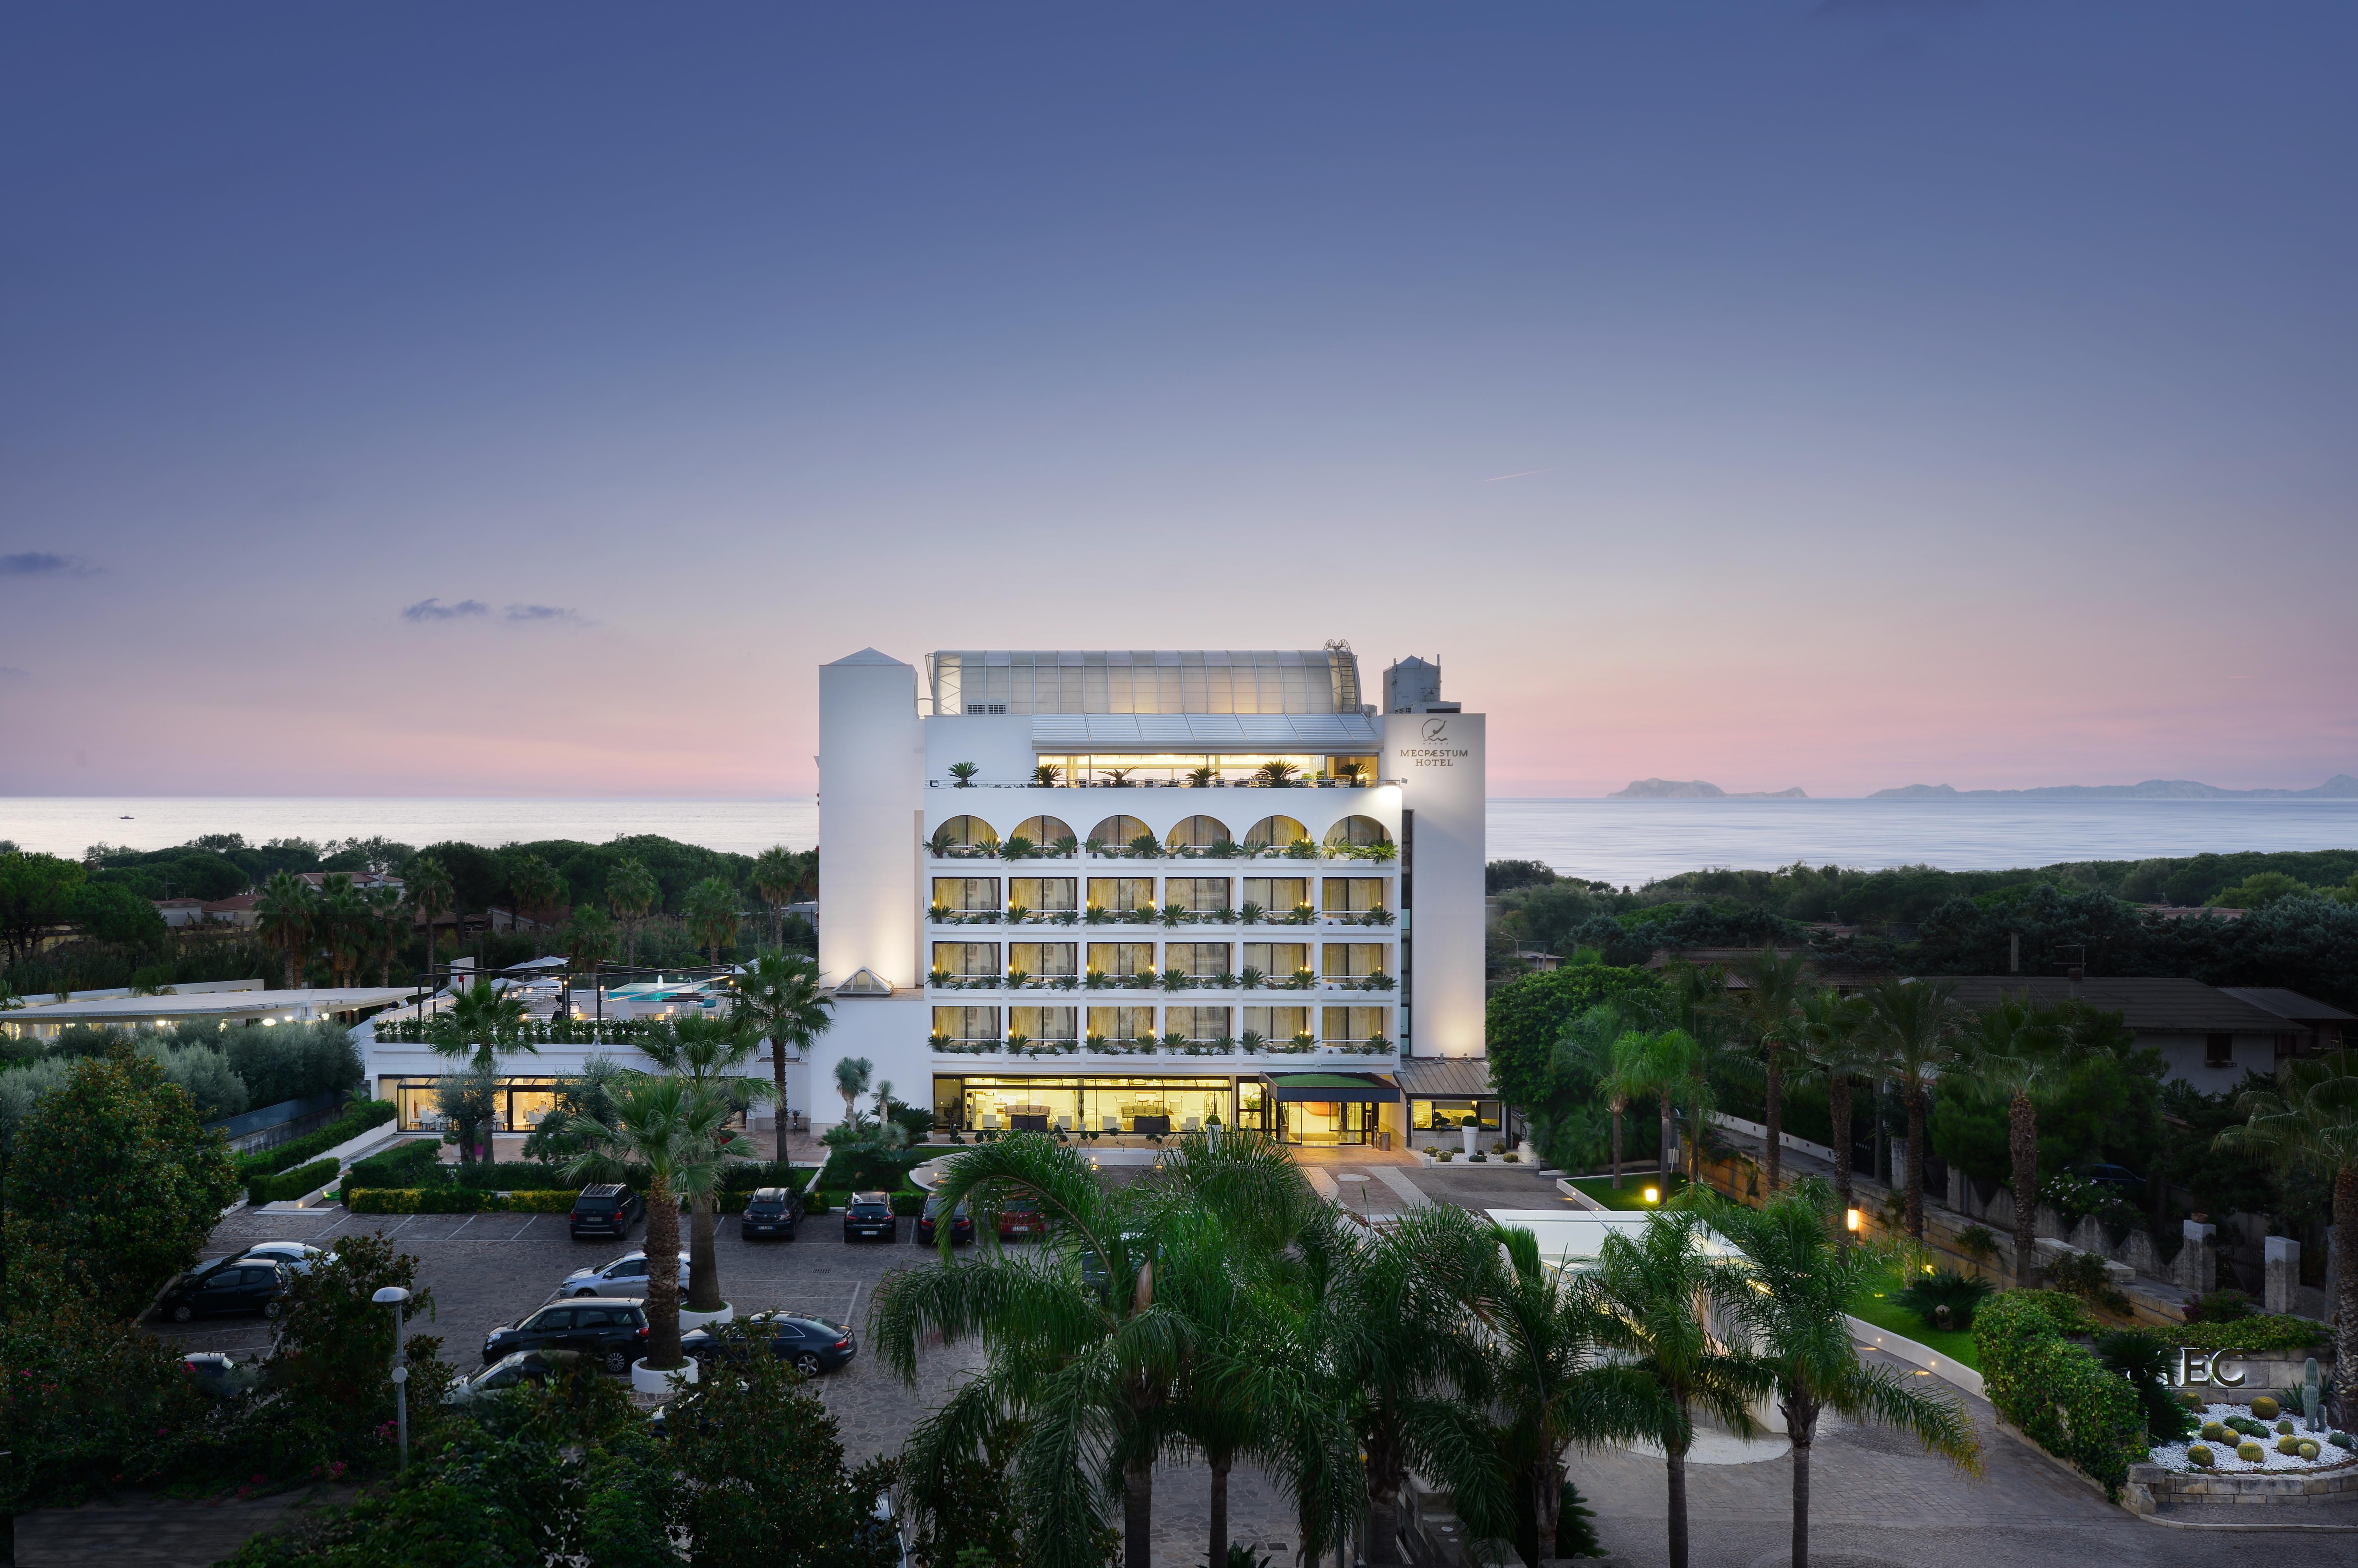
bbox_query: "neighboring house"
[199,894,263,929]
[1938,976,2349,1094]
[296,870,405,893]
[153,897,211,928]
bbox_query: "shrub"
[234,1100,396,1178]
[1973,1291,2147,1496]
[2251,1395,2281,1421]
[344,1187,577,1214]
[890,1192,923,1217]
[1893,1269,1996,1332]
[2041,1249,2130,1316]
[2095,1329,2196,1443]
[221,1021,363,1109]
[342,1139,442,1191]
[816,1145,927,1192]
[2186,1288,2256,1324]
[1955,1224,2001,1268]
[248,1157,339,1206]
[2174,1315,2341,1351]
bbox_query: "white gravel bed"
[2147,1401,2358,1474]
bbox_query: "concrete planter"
[679,1303,734,1330]
[631,1356,700,1395]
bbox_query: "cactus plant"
[2304,1357,2325,1433]
[2186,1445,2215,1468]
[2237,1441,2264,1463]
[2331,1432,2356,1452]
[2277,1434,2302,1454]
[2297,1439,2321,1461]
[2200,1421,2228,1442]
[2251,1396,2281,1421]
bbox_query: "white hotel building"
[808,645,1493,1147]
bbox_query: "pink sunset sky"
[3,5,2352,802]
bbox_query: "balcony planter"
[632,1356,700,1395]
[680,1302,734,1330]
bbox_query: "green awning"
[1262,1072,1398,1103]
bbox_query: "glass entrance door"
[1280,1098,1372,1146]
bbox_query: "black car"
[482,1298,650,1374]
[681,1311,857,1379]
[740,1186,802,1240]
[570,1183,645,1240]
[182,1352,260,1399]
[157,1258,291,1323]
[915,1193,972,1246]
[842,1191,897,1242]
[2071,1162,2144,1195]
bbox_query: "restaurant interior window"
[1410,1097,1501,1132]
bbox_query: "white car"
[237,1241,334,1276]
[560,1252,690,1299]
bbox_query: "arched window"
[1323,815,1393,848]
[1087,815,1150,848]
[1164,815,1232,851]
[931,815,1000,853]
[1243,815,1309,849]
[1014,815,1075,846]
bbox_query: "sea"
[8,796,2358,888]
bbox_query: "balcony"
[924,972,1396,997]
[925,848,1399,873]
[924,905,1395,932]
[927,1034,1396,1065]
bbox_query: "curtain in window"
[1010,1006,1078,1041]
[1166,877,1232,912]
[1166,943,1231,977]
[1011,877,1077,912]
[1009,942,1078,977]
[1242,877,1308,911]
[1087,1006,1155,1040]
[1321,1006,1386,1042]
[1086,877,1156,912]
[931,943,1000,978]
[932,1006,1002,1042]
[1243,943,1308,976]
[1320,878,1385,913]
[1244,1006,1309,1039]
[1321,943,1386,978]
[1086,942,1156,977]
[932,878,1001,912]
[1168,1006,1231,1041]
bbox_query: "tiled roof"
[1936,977,2296,1033]
[1394,1056,1495,1097]
[2216,987,2356,1024]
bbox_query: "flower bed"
[2149,1402,2356,1474]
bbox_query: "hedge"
[233,1099,398,1178]
[342,1139,445,1191]
[346,1188,579,1214]
[2171,1315,2333,1354]
[817,1147,928,1192]
[1974,1292,2147,1496]
[247,1157,339,1206]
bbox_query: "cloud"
[400,597,490,622]
[0,666,28,679]
[1,552,96,577]
[504,604,586,625]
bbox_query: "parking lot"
[158,1203,982,1461]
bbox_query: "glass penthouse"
[811,644,1490,1146]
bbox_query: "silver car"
[237,1241,334,1276]
[560,1251,689,1299]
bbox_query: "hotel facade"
[808,645,1491,1147]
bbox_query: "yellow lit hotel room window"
[1321,943,1387,978]
[1008,942,1078,978]
[1241,877,1308,914]
[932,878,999,913]
[1010,877,1077,912]
[1242,942,1309,979]
[1167,1006,1231,1042]
[1163,877,1232,912]
[1085,878,1156,912]
[1164,943,1231,978]
[1085,942,1157,979]
[1321,878,1387,913]
[1243,1006,1309,1041]
[1008,1006,1078,1042]
[1086,1006,1156,1043]
[931,942,999,980]
[1321,1006,1387,1043]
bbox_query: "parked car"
[740,1186,802,1239]
[842,1192,897,1242]
[182,1352,260,1399]
[2070,1162,2144,1195]
[444,1349,577,1407]
[560,1251,690,1299]
[482,1298,650,1374]
[570,1183,645,1240]
[997,1195,1044,1242]
[680,1311,857,1378]
[156,1258,291,1323]
[236,1240,333,1276]
[915,1193,972,1246]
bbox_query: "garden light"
[373,1286,412,1469]
[1643,1186,1660,1205]
[1845,1208,1862,1232]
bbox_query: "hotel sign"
[2172,1347,2249,1388]
[1397,717,1472,769]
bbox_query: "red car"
[997,1196,1044,1241]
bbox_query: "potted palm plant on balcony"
[1000,835,1036,862]
[1237,901,1265,926]
[1083,837,1108,857]
[1237,966,1265,990]
[1161,967,1190,992]
[1238,1030,1265,1055]
[1160,1030,1188,1056]
[927,899,952,923]
[1052,834,1079,858]
[1187,765,1214,787]
[1289,1030,1318,1053]
[927,964,952,987]
[1291,966,1317,990]
[1254,759,1299,787]
[1127,832,1162,859]
[1084,1030,1108,1053]
[1364,1033,1392,1054]
[1208,839,1239,860]
[928,1028,952,1051]
[1031,763,1060,786]
[948,762,979,787]
[1100,766,1134,787]
[1213,970,1238,989]
[1005,967,1031,990]
[1006,1031,1031,1056]
[1006,900,1030,924]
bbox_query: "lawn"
[1847,1270,1981,1370]
[1567,1174,1690,1211]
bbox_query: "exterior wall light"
[1845,1208,1863,1232]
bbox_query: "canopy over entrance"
[1260,1072,1397,1103]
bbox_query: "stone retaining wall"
[2125,1458,2358,1515]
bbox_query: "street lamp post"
[372,1286,412,1469]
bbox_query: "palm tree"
[254,871,318,989]
[637,1014,766,1314]
[1613,1028,1697,1191]
[1642,960,1732,1182]
[2216,1050,2358,1426]
[505,852,566,935]
[404,857,454,973]
[318,875,369,987]
[832,1055,872,1130]
[1863,978,1962,1238]
[1728,947,1812,1192]
[366,886,407,987]
[1557,1000,1649,1187]
[562,1073,737,1374]
[1951,993,2078,1285]
[607,857,661,969]
[559,904,618,977]
[683,876,741,968]
[1699,1183,1980,1568]
[731,951,834,1156]
[1575,1210,1774,1568]
[427,980,535,1164]
[750,846,802,949]
[1793,988,1876,1236]
[872,1133,1191,1568]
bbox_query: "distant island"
[1866,774,2358,801]
[1609,778,1809,800]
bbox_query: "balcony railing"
[927,907,1395,931]
[926,972,1395,995]
[927,847,1398,868]
[928,1036,1395,1060]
